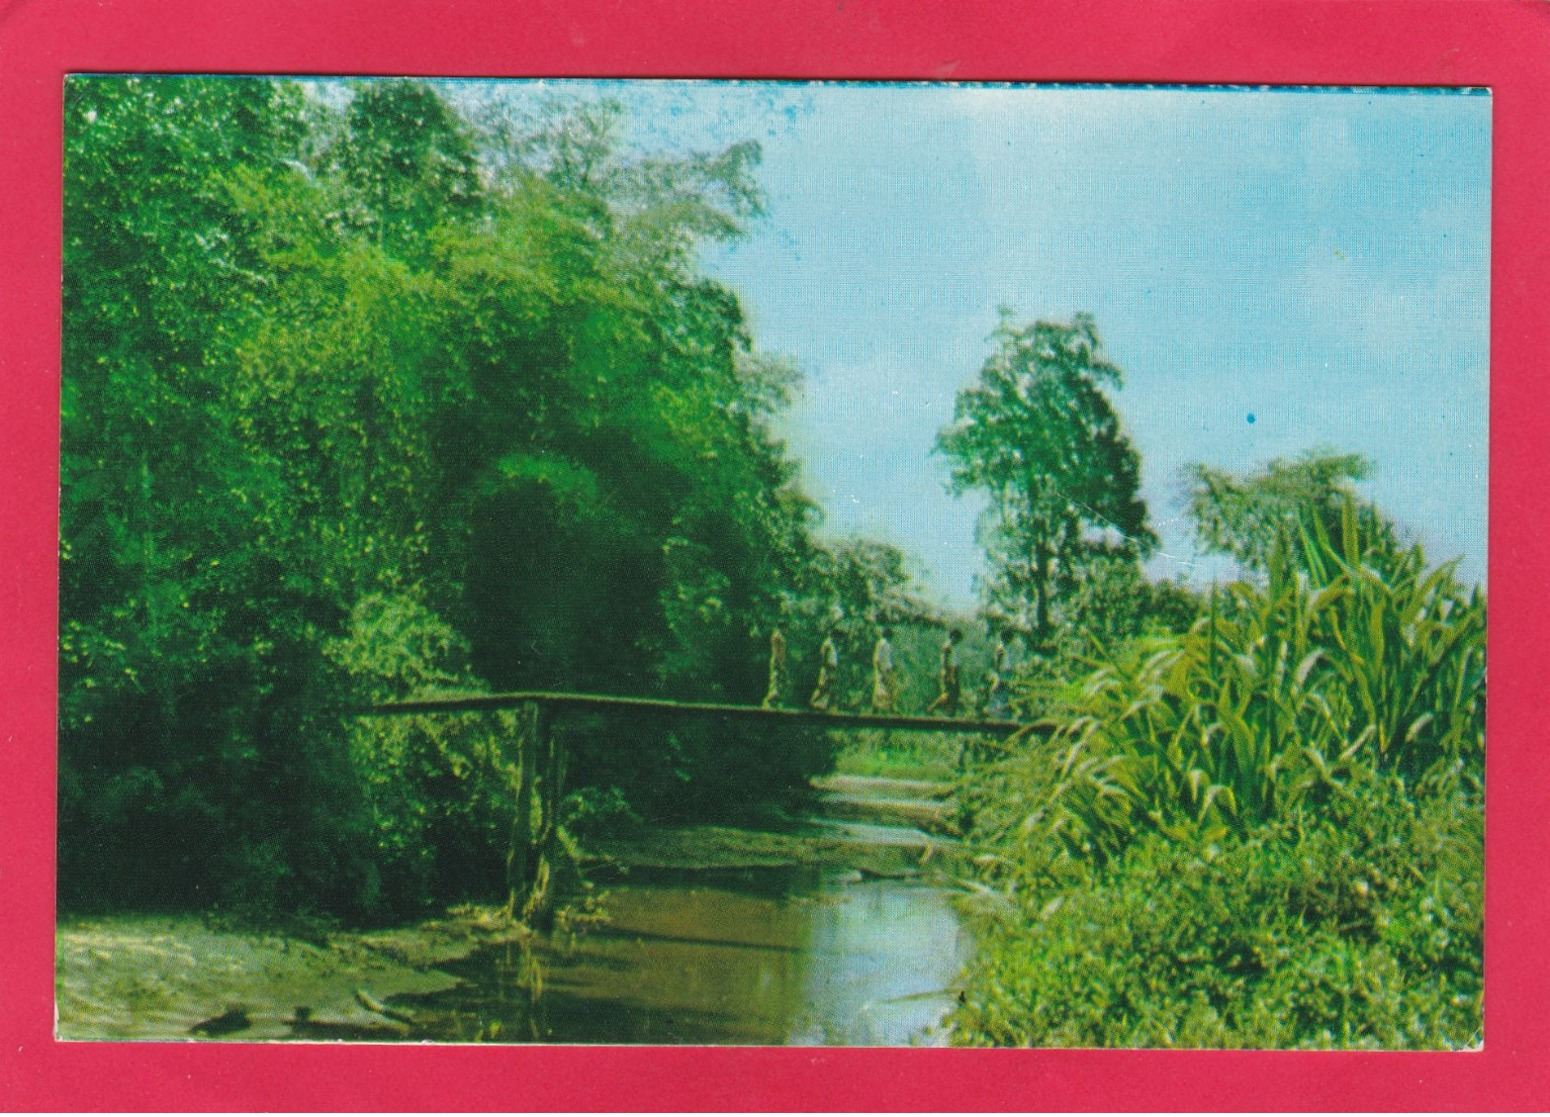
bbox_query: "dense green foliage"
[58,76,906,921]
[954,765,1481,1048]
[936,312,1156,645]
[1185,450,1399,575]
[953,482,1485,1048]
[995,503,1484,859]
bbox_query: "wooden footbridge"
[361,691,1050,921]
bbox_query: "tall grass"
[952,500,1485,1048]
[986,500,1484,864]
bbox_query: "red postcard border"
[2,1,1545,1110]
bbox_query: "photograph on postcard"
[55,75,1486,1048]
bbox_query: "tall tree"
[58,76,402,914]
[1185,449,1398,574]
[936,312,1155,645]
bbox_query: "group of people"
[760,621,1018,719]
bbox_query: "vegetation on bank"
[59,77,927,923]
[950,469,1484,1048]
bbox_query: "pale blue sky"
[461,80,1491,609]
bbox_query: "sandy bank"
[55,907,527,1042]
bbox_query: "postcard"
[5,1,1547,1110]
[53,72,1489,1052]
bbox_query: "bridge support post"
[506,700,545,918]
[531,703,568,920]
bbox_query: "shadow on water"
[401,832,974,1045]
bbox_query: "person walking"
[870,626,897,713]
[810,625,841,711]
[984,625,1013,718]
[927,628,963,716]
[762,624,789,709]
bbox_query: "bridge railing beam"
[363,690,1055,739]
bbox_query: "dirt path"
[810,773,956,830]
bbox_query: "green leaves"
[953,768,1482,1049]
[937,313,1155,643]
[333,79,486,261]
[956,485,1484,1048]
[1004,498,1484,863]
[1186,450,1396,576]
[60,77,842,916]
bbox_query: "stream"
[403,775,976,1045]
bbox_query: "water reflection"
[793,873,972,1046]
[417,862,972,1046]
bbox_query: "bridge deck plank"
[364,690,1051,737]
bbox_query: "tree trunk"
[1032,538,1050,649]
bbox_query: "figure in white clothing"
[870,626,897,713]
[810,626,841,712]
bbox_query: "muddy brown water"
[400,776,975,1046]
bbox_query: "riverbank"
[55,906,530,1041]
[57,776,968,1043]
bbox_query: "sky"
[464,79,1491,610]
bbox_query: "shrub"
[981,500,1483,864]
[953,765,1482,1048]
[954,497,1485,1048]
[560,785,642,842]
[326,592,519,918]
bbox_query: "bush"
[326,592,519,918]
[560,785,642,842]
[983,501,1484,864]
[953,765,1482,1048]
[954,496,1485,1049]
